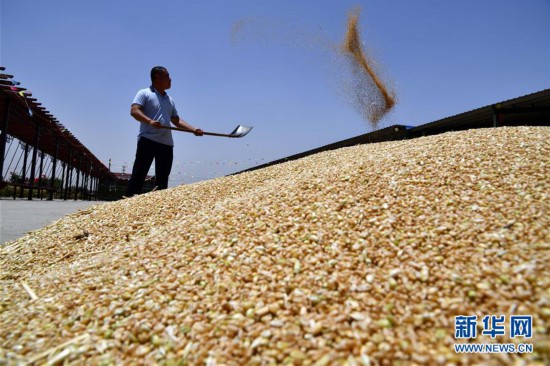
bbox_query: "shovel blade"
[230,125,253,138]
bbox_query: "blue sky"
[2,0,549,185]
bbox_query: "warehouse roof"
[239,88,550,174]
[408,88,550,137]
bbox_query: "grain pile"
[1,126,549,365]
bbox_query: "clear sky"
[2,0,549,185]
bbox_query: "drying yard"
[0,126,548,365]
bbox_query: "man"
[125,66,203,197]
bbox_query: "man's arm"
[171,116,203,136]
[131,104,161,128]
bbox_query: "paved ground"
[0,198,105,244]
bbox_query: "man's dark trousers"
[126,137,173,196]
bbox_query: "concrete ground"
[0,198,105,244]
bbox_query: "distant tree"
[9,172,23,184]
[53,177,63,189]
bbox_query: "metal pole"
[68,164,74,200]
[38,151,45,200]
[87,163,93,201]
[28,123,41,200]
[74,157,81,201]
[0,97,11,180]
[49,140,59,200]
[82,161,88,200]
[85,161,90,200]
[19,143,29,199]
[94,176,100,201]
[64,151,72,200]
[60,161,66,200]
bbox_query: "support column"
[87,163,92,201]
[94,176,100,200]
[28,123,41,200]
[0,97,11,180]
[49,140,60,200]
[38,150,45,200]
[60,161,66,200]
[64,151,72,200]
[74,157,81,201]
[19,143,29,199]
[81,161,88,200]
[84,161,89,200]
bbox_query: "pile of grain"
[1,127,548,365]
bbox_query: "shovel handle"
[159,125,233,137]
[159,125,252,138]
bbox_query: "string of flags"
[6,79,82,140]
[3,76,84,140]
[18,90,33,117]
[9,79,20,89]
[5,79,67,124]
[172,158,265,166]
[9,87,70,132]
[105,158,267,184]
[7,83,35,118]
[4,79,33,117]
[106,158,267,170]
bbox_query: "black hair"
[150,66,167,83]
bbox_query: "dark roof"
[408,89,550,137]
[238,89,550,174]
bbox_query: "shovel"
[160,124,253,138]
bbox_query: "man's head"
[150,66,171,91]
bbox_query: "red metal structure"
[0,66,115,200]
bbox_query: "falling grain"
[341,7,396,125]
[231,7,397,128]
